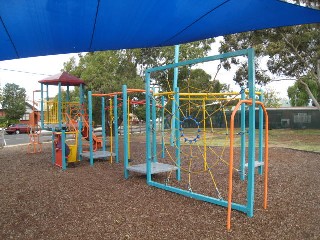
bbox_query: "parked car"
[5,124,31,134]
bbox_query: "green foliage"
[1,83,26,123]
[63,40,218,126]
[287,74,319,106]
[263,87,281,108]
[219,3,320,108]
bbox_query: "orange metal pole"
[227,99,252,230]
[256,101,269,209]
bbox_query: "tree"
[263,87,282,108]
[219,1,320,109]
[63,40,218,133]
[1,83,26,123]
[287,73,319,106]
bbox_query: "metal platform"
[245,161,264,168]
[81,151,116,159]
[127,162,178,175]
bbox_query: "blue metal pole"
[58,82,62,130]
[102,97,106,152]
[174,87,181,181]
[152,87,157,163]
[161,96,165,158]
[88,91,94,166]
[240,86,246,181]
[114,95,119,163]
[171,45,180,146]
[258,89,264,175]
[122,85,129,178]
[145,73,152,184]
[247,48,256,217]
[61,130,66,170]
[40,83,44,129]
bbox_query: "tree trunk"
[298,79,320,110]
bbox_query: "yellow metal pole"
[203,99,207,171]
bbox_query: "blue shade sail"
[0,0,319,61]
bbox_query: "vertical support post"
[109,98,113,163]
[58,82,62,130]
[152,87,157,163]
[46,85,49,128]
[174,87,181,181]
[145,72,152,183]
[102,97,106,152]
[240,86,246,180]
[78,84,83,161]
[203,99,207,171]
[66,85,70,102]
[171,44,180,146]
[51,130,55,164]
[247,48,256,217]
[123,85,129,179]
[114,95,119,163]
[161,96,165,158]
[258,90,264,175]
[40,83,44,129]
[61,130,66,170]
[88,91,94,166]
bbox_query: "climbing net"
[151,85,247,201]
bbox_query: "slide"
[81,116,103,151]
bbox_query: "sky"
[0,41,293,104]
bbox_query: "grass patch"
[159,128,320,153]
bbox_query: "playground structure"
[139,48,269,230]
[38,72,118,169]
[38,72,86,169]
[27,125,42,153]
[85,88,148,168]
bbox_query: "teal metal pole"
[51,130,55,165]
[88,91,94,166]
[161,96,165,158]
[114,95,119,163]
[258,89,264,175]
[102,97,106,152]
[61,130,66,170]
[152,87,157,163]
[122,85,129,178]
[174,87,181,181]
[246,48,256,218]
[58,82,62,130]
[66,85,70,102]
[240,86,246,181]
[171,45,180,146]
[145,72,152,184]
[40,83,44,129]
[78,84,83,161]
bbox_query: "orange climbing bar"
[227,99,252,230]
[227,99,269,230]
[256,101,269,209]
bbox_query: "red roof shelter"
[38,72,85,86]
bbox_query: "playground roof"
[38,72,85,86]
[1,1,320,61]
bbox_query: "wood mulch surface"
[0,137,319,240]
